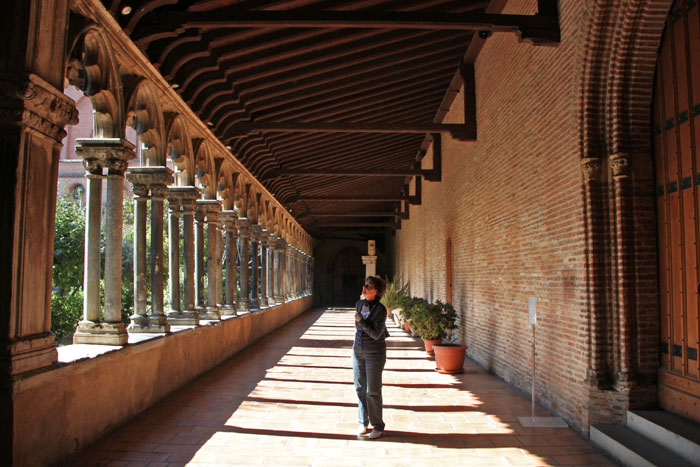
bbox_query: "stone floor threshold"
[68,306,617,466]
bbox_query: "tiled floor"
[70,307,616,466]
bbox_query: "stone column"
[259,231,269,308]
[166,187,200,325]
[279,240,289,302]
[250,225,261,310]
[194,203,206,310]
[149,181,169,331]
[237,218,251,313]
[74,139,135,345]
[220,210,238,316]
[198,200,222,320]
[268,233,277,306]
[126,167,173,333]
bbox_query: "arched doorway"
[331,246,364,306]
[653,0,700,423]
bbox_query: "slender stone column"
[196,200,222,320]
[167,197,181,313]
[250,225,261,310]
[195,203,206,310]
[126,167,173,333]
[81,172,102,323]
[220,211,238,316]
[74,139,135,345]
[166,187,200,325]
[278,239,288,302]
[259,231,269,308]
[268,233,277,306]
[237,218,252,312]
[149,182,169,332]
[130,181,149,328]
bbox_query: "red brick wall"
[394,0,670,431]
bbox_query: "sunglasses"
[362,283,375,290]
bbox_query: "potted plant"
[397,296,424,335]
[410,299,457,355]
[432,302,467,373]
[381,275,410,327]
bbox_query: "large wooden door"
[654,0,700,423]
[332,247,364,306]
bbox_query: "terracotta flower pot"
[422,338,442,355]
[403,321,411,333]
[433,343,467,374]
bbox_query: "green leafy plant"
[381,275,410,311]
[396,296,425,327]
[409,300,457,340]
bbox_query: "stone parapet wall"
[11,297,313,466]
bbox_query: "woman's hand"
[355,311,363,322]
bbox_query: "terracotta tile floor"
[70,307,617,466]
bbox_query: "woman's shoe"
[368,429,383,439]
[357,425,370,436]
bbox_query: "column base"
[74,321,128,345]
[237,299,250,313]
[199,307,221,321]
[274,296,284,305]
[166,309,200,325]
[1,334,57,375]
[127,315,171,333]
[219,305,237,316]
[259,296,269,308]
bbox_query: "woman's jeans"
[352,344,386,431]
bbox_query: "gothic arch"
[123,76,166,166]
[165,113,195,186]
[65,23,124,138]
[194,141,217,199]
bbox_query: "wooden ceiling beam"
[153,10,559,44]
[306,212,398,217]
[265,168,426,178]
[293,195,409,202]
[228,122,474,141]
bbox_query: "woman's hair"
[365,276,386,297]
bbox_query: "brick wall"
[394,0,668,431]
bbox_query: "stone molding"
[126,166,174,197]
[0,73,78,141]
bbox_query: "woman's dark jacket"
[354,298,390,353]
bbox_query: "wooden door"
[654,0,700,423]
[332,247,364,306]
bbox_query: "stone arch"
[123,75,166,166]
[215,159,238,210]
[578,0,672,427]
[164,113,195,186]
[194,141,217,199]
[65,23,124,138]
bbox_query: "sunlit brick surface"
[70,308,616,466]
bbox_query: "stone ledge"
[11,296,313,466]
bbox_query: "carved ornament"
[609,153,631,178]
[0,73,78,141]
[581,158,602,183]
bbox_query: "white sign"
[528,297,537,325]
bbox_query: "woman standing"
[353,276,389,439]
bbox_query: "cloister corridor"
[66,307,615,467]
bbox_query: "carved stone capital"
[220,210,238,230]
[237,217,252,237]
[0,73,78,142]
[581,157,602,183]
[196,199,222,224]
[150,183,169,200]
[76,139,136,176]
[610,153,631,178]
[126,166,173,197]
[132,183,149,198]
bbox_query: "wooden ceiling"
[102,0,558,239]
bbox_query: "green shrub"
[409,300,457,340]
[51,288,83,345]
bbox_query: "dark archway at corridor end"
[331,247,365,307]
